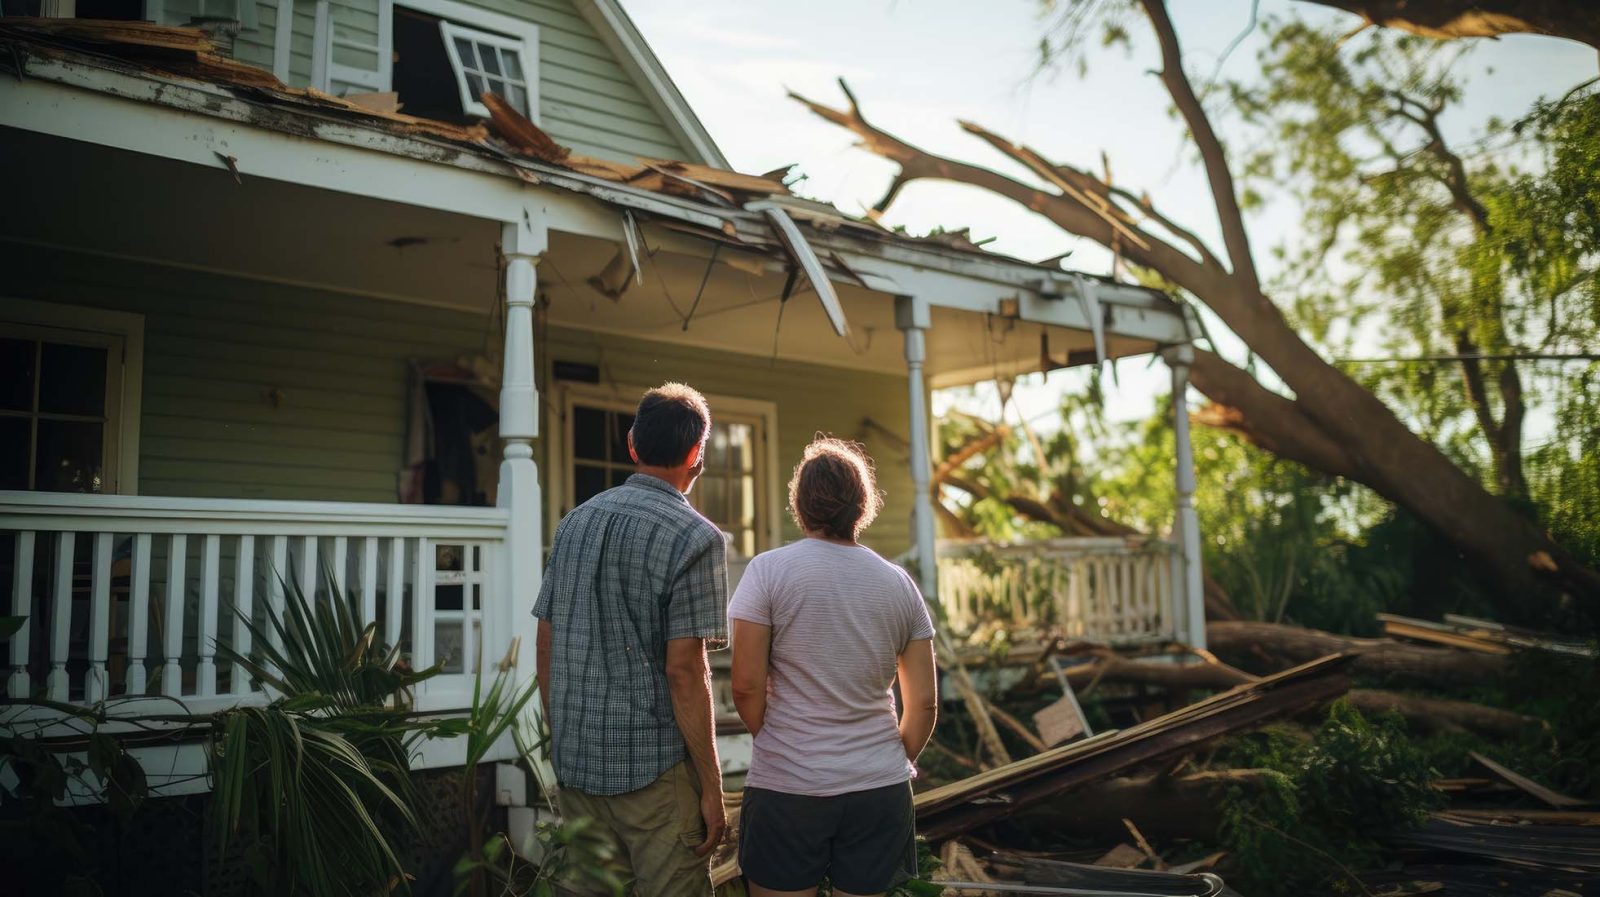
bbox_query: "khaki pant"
[557,760,710,897]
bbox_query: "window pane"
[607,411,634,463]
[453,36,478,69]
[436,543,464,572]
[481,76,508,103]
[465,73,486,103]
[39,342,106,416]
[0,339,35,411]
[480,44,502,76]
[506,84,527,114]
[33,418,104,493]
[574,464,606,504]
[698,475,727,528]
[502,51,523,81]
[573,406,605,460]
[435,583,464,611]
[0,416,28,489]
[704,425,730,470]
[730,423,754,472]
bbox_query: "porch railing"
[936,536,1179,645]
[1,493,512,717]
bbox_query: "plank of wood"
[1378,615,1513,654]
[1470,751,1593,809]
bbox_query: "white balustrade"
[936,537,1180,645]
[1,493,512,713]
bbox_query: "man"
[535,382,728,897]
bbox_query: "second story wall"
[151,0,698,163]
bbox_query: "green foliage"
[1216,702,1441,895]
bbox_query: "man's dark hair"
[630,383,711,466]
[788,436,883,541]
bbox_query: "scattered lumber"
[1382,612,1599,658]
[1469,751,1593,808]
[915,654,1353,840]
[1377,613,1514,654]
[1207,621,1508,690]
[481,92,570,164]
[1389,815,1600,871]
[1008,769,1281,840]
[985,853,1231,897]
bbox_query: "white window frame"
[382,0,540,121]
[0,297,144,496]
[439,20,533,119]
[548,384,780,559]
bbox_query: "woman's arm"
[896,638,938,762]
[730,619,772,736]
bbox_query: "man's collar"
[627,472,688,502]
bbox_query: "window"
[0,326,124,493]
[440,21,530,119]
[562,394,775,558]
[386,0,538,122]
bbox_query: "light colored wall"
[252,0,695,162]
[2,246,917,557]
[540,326,917,557]
[2,243,488,503]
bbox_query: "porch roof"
[0,18,1196,386]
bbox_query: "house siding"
[3,246,913,556]
[222,0,694,162]
[1,243,488,504]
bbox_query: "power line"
[1335,351,1600,364]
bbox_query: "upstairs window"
[440,21,529,119]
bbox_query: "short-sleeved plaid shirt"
[533,473,729,795]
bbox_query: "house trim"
[0,296,144,496]
[272,0,294,81]
[572,0,728,168]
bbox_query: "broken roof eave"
[1,44,1194,351]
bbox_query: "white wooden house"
[0,1,1205,801]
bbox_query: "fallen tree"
[1208,620,1508,689]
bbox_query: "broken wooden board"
[915,654,1353,841]
[1033,694,1089,747]
[1467,752,1593,809]
[1377,614,1514,655]
[481,91,570,163]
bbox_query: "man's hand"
[694,788,727,857]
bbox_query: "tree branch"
[1293,0,1600,50]
[1187,350,1362,481]
[1137,0,1261,292]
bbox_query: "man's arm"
[536,618,553,724]
[665,636,726,857]
[896,638,938,762]
[729,620,771,736]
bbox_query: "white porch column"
[1161,344,1206,650]
[497,215,546,696]
[895,296,939,601]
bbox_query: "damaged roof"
[0,17,1171,306]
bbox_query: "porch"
[0,26,1207,776]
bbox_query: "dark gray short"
[738,781,918,893]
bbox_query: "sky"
[625,0,1599,430]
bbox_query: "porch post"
[1161,344,1206,650]
[895,296,939,602]
[498,214,546,697]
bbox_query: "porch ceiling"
[543,230,1162,388]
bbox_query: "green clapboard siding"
[541,327,916,557]
[1,243,489,503]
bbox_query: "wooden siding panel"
[1,244,487,503]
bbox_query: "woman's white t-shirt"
[727,539,936,797]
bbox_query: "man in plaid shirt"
[535,383,728,897]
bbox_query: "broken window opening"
[391,5,530,124]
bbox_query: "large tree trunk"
[1011,769,1279,841]
[1296,0,1600,49]
[790,0,1600,618]
[1207,620,1508,690]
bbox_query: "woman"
[728,436,939,897]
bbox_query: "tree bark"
[1207,620,1508,690]
[1010,769,1281,841]
[1296,0,1600,49]
[1347,688,1545,738]
[790,0,1600,617]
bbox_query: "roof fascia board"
[571,0,729,169]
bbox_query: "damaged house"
[0,0,1206,883]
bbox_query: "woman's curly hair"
[788,436,884,541]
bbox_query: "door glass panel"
[38,342,106,416]
[0,416,29,489]
[33,419,104,492]
[0,339,34,411]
